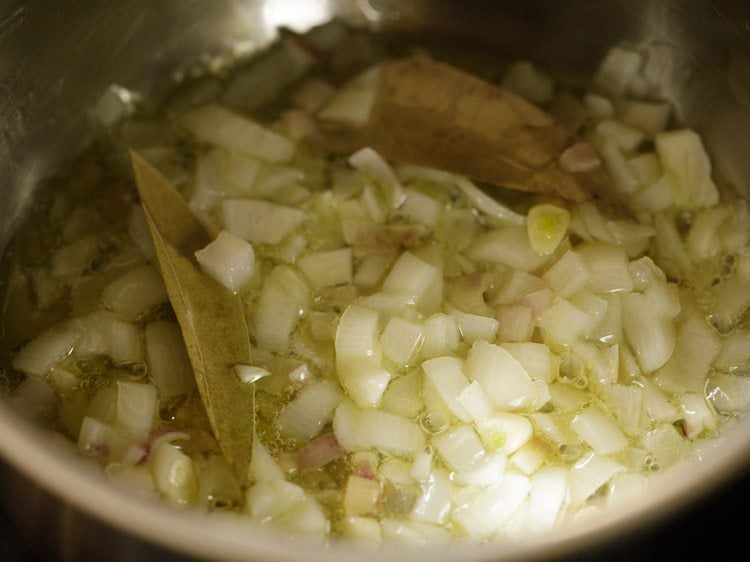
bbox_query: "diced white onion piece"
[655,310,719,394]
[455,177,525,226]
[194,230,255,293]
[526,467,567,534]
[411,469,453,524]
[432,425,485,471]
[527,204,570,256]
[9,376,56,422]
[568,452,625,505]
[640,377,681,423]
[606,220,655,258]
[593,47,642,96]
[234,364,271,384]
[380,317,424,368]
[150,441,197,505]
[601,384,643,436]
[246,478,306,522]
[101,265,167,321]
[338,358,391,409]
[382,252,442,314]
[452,474,530,539]
[422,356,472,422]
[297,248,352,289]
[380,372,423,419]
[449,308,499,343]
[410,449,434,481]
[627,152,662,185]
[342,515,382,543]
[571,407,629,455]
[510,438,550,475]
[476,412,533,454]
[400,189,442,227]
[277,380,343,442]
[249,440,285,482]
[641,423,688,468]
[607,472,648,509]
[335,305,381,370]
[578,243,633,293]
[469,226,549,272]
[222,198,305,245]
[360,408,425,456]
[538,299,594,345]
[583,93,615,118]
[420,313,461,359]
[501,343,554,383]
[686,206,731,262]
[12,324,79,376]
[275,494,329,540]
[455,450,507,487]
[600,142,641,194]
[707,373,750,414]
[344,475,380,516]
[254,265,310,353]
[496,305,534,342]
[502,60,554,105]
[334,401,424,456]
[180,105,294,163]
[495,271,547,305]
[616,98,671,133]
[655,128,719,208]
[622,292,676,373]
[543,250,591,298]
[71,310,144,365]
[595,119,645,151]
[548,384,589,412]
[353,253,395,289]
[349,147,406,209]
[77,416,143,465]
[318,86,377,127]
[379,457,412,485]
[457,381,494,423]
[144,320,195,398]
[465,340,534,409]
[114,381,157,440]
[679,392,716,440]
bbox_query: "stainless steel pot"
[2,1,750,560]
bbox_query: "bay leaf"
[317,54,619,208]
[130,151,255,483]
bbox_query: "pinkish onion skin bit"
[559,141,602,173]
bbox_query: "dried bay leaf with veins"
[130,151,255,483]
[318,54,621,208]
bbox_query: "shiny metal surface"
[1,1,750,560]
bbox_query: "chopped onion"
[451,474,530,539]
[254,265,310,353]
[338,358,391,409]
[12,324,78,377]
[476,412,533,454]
[465,340,533,409]
[344,475,380,516]
[335,305,381,369]
[527,203,570,256]
[180,104,294,163]
[277,379,343,442]
[234,364,271,384]
[222,198,305,245]
[571,407,629,455]
[144,320,195,398]
[380,317,424,367]
[568,452,625,505]
[422,356,472,422]
[194,230,256,293]
[297,248,353,289]
[455,177,525,226]
[101,265,168,321]
[349,147,406,209]
[411,469,453,524]
[525,467,567,534]
[382,252,442,314]
[432,425,485,471]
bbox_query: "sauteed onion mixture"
[2,23,749,543]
